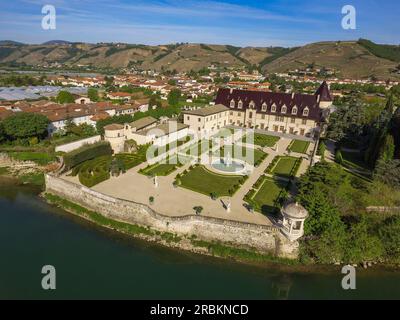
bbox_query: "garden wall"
[55,135,101,153]
[45,174,299,259]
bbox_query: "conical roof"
[315,81,333,102]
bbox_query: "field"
[179,165,243,198]
[287,140,310,154]
[243,133,280,148]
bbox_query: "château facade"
[212,81,333,137]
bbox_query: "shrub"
[64,141,112,169]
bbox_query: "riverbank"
[41,191,400,275]
[42,192,297,268]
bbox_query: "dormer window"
[292,107,298,115]
[249,101,255,109]
[261,103,267,112]
[281,105,287,114]
[271,104,277,113]
[303,107,309,117]
[238,100,243,109]
[230,99,235,108]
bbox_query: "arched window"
[230,99,235,108]
[303,107,309,117]
[249,101,255,109]
[271,104,277,113]
[238,100,243,109]
[262,103,267,112]
[281,105,287,114]
[292,106,298,115]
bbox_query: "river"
[0,179,399,300]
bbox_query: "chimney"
[230,88,233,94]
[291,92,295,99]
[317,95,321,103]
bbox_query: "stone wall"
[45,174,298,259]
[55,135,102,153]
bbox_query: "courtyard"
[61,130,313,226]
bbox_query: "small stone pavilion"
[280,202,308,241]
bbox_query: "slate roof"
[315,81,333,102]
[215,87,327,122]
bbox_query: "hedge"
[78,156,112,187]
[64,141,113,169]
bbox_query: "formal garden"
[175,164,248,198]
[244,176,289,215]
[65,141,150,187]
[265,156,302,178]
[139,155,190,177]
[287,139,310,154]
[215,145,267,167]
[184,139,216,157]
[242,133,280,148]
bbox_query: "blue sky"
[0,0,399,46]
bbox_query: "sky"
[0,0,399,47]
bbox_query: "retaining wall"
[45,174,298,258]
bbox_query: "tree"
[335,150,343,165]
[374,159,400,189]
[2,112,49,140]
[345,216,384,263]
[379,134,395,162]
[56,90,74,104]
[87,88,99,102]
[0,122,5,143]
[193,206,203,215]
[168,79,176,86]
[167,89,181,107]
[378,215,400,263]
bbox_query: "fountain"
[225,151,232,167]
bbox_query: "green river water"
[0,179,399,299]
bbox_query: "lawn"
[140,156,189,176]
[148,136,192,157]
[184,139,215,157]
[270,156,301,177]
[251,178,288,214]
[8,152,57,165]
[216,145,267,166]
[287,140,310,154]
[242,133,280,148]
[179,165,243,197]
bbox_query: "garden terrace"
[244,176,288,215]
[242,133,280,148]
[266,156,302,178]
[287,140,310,154]
[177,165,246,198]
